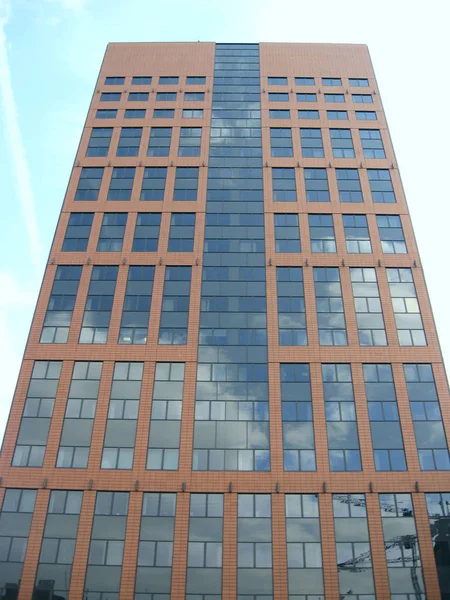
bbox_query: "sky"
[0,0,449,443]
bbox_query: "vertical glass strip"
[363,364,407,471]
[34,490,83,599]
[135,492,176,599]
[379,493,426,599]
[238,493,273,599]
[425,492,450,597]
[281,364,316,472]
[101,362,143,470]
[57,361,102,468]
[84,492,129,600]
[332,493,375,599]
[147,362,185,471]
[12,361,62,467]
[0,489,37,595]
[186,494,223,598]
[322,364,361,471]
[285,494,324,598]
[193,43,269,472]
[404,364,450,470]
[40,265,82,343]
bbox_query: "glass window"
[116,127,142,157]
[387,269,426,346]
[327,110,348,120]
[295,77,315,86]
[105,76,124,85]
[300,128,324,157]
[174,167,199,201]
[86,128,113,157]
[270,109,290,119]
[124,109,146,119]
[368,169,396,203]
[132,76,152,85]
[349,78,369,87]
[62,213,93,252]
[314,267,347,346]
[356,111,377,120]
[330,128,355,158]
[159,76,179,85]
[269,92,289,102]
[128,92,149,101]
[268,77,287,85]
[96,109,117,119]
[353,93,373,103]
[140,167,167,201]
[277,267,307,346]
[322,77,342,86]
[272,167,296,201]
[336,168,362,202]
[324,93,345,103]
[343,214,371,253]
[270,128,293,157]
[304,168,329,202]
[107,167,135,201]
[153,108,175,118]
[186,76,206,85]
[297,93,317,102]
[298,109,319,119]
[360,129,386,158]
[377,215,407,253]
[351,270,387,347]
[308,214,336,253]
[274,214,301,253]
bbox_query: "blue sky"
[0,0,449,442]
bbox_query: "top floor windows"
[104,76,124,85]
[322,77,342,86]
[132,76,152,85]
[159,76,179,85]
[268,77,288,85]
[295,77,314,86]
[186,76,206,85]
[349,78,369,87]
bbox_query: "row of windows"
[268,76,369,87]
[74,165,397,204]
[101,91,205,102]
[270,127,387,159]
[95,108,376,122]
[86,127,204,158]
[1,489,446,600]
[270,92,374,104]
[86,125,385,159]
[62,211,407,256]
[38,265,426,349]
[10,360,447,472]
[105,75,206,85]
[96,108,204,120]
[271,109,377,120]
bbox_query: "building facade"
[0,42,449,599]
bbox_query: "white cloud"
[0,17,42,274]
[47,0,88,12]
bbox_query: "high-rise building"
[0,42,449,600]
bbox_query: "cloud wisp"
[0,3,42,273]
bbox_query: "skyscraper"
[0,41,449,599]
